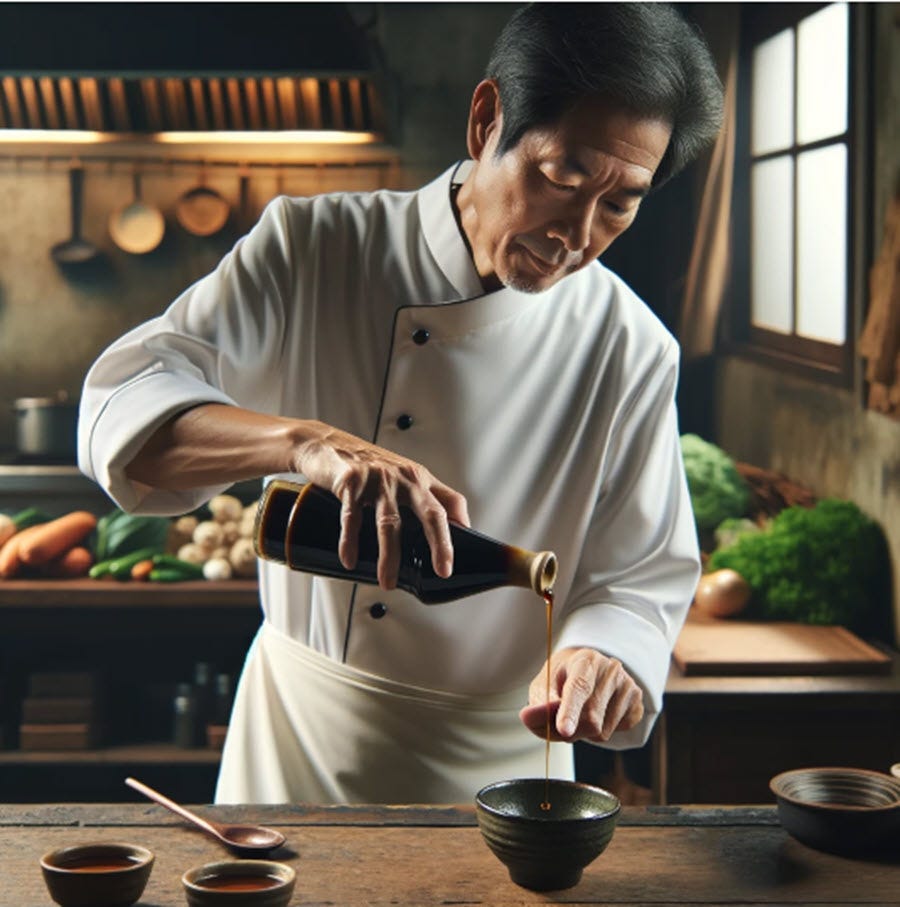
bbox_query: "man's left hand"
[519,647,644,742]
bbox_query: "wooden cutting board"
[673,615,892,676]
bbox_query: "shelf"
[0,743,222,765]
[0,579,259,608]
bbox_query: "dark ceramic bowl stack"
[475,777,621,891]
[770,767,900,855]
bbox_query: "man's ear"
[466,79,502,161]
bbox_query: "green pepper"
[108,547,163,580]
[88,559,115,580]
[150,554,205,579]
[11,507,50,531]
[149,567,204,583]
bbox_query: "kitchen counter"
[1,802,896,905]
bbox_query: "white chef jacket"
[79,161,700,798]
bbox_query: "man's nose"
[547,201,595,252]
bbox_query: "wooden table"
[2,802,896,905]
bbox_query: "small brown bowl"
[770,767,900,855]
[475,778,620,891]
[182,859,296,906]
[40,842,154,907]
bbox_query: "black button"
[396,414,413,430]
[369,602,387,619]
[412,328,430,345]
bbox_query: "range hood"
[0,3,386,136]
[0,74,382,134]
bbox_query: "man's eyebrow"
[622,185,651,200]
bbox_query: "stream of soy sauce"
[540,589,554,812]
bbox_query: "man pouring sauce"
[79,3,723,804]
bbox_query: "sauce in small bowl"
[182,859,296,906]
[40,842,154,907]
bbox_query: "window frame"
[725,2,871,388]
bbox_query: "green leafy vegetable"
[708,498,892,637]
[714,517,761,551]
[93,510,171,562]
[680,434,750,532]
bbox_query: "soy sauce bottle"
[253,479,557,603]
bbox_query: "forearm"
[124,403,313,491]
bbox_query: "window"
[731,2,866,383]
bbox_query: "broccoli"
[708,498,892,638]
[680,434,750,533]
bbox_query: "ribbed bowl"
[770,767,900,855]
[475,778,620,891]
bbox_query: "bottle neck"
[508,548,558,596]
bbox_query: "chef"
[78,3,722,804]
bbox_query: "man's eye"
[603,200,628,216]
[543,173,577,193]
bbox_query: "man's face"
[456,86,672,294]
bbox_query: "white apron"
[215,621,574,804]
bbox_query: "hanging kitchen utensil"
[50,162,99,265]
[175,165,230,237]
[237,164,252,233]
[108,167,165,254]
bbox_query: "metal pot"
[13,393,78,460]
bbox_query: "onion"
[693,568,752,618]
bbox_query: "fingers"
[541,648,644,743]
[519,700,563,741]
[374,490,402,590]
[337,478,363,571]
[556,651,599,738]
[293,423,468,589]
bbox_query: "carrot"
[0,523,47,578]
[130,559,155,582]
[18,512,98,567]
[44,546,94,579]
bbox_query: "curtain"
[677,14,739,361]
[859,192,900,420]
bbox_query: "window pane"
[752,28,794,155]
[796,144,847,343]
[797,3,848,144]
[751,156,794,334]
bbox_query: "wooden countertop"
[2,802,897,905]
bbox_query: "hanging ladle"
[125,776,286,853]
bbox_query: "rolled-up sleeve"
[555,339,700,748]
[78,197,295,515]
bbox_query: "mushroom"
[193,520,224,551]
[229,537,257,578]
[203,557,233,581]
[208,494,244,524]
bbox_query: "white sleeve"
[555,338,700,748]
[78,197,297,515]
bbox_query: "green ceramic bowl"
[770,767,900,855]
[40,842,154,907]
[475,778,621,891]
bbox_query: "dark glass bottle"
[253,479,557,604]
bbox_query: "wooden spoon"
[125,776,286,853]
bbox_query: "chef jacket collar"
[417,160,488,302]
[414,161,551,330]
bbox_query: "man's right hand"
[125,405,469,592]
[290,421,470,590]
